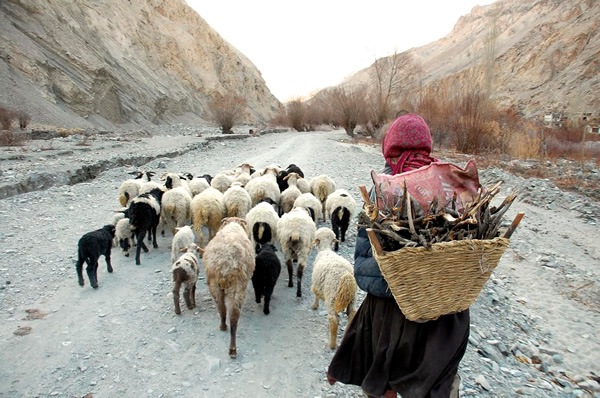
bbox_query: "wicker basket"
[367,230,510,322]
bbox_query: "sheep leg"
[296,263,304,298]
[183,286,193,309]
[135,229,148,266]
[151,224,158,249]
[75,255,85,287]
[332,223,341,252]
[286,260,294,288]
[217,289,227,331]
[191,283,197,308]
[251,276,262,303]
[328,313,340,350]
[229,306,241,358]
[86,257,99,289]
[347,303,356,325]
[172,282,182,315]
[263,283,275,315]
[104,249,113,274]
[311,295,320,310]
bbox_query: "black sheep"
[252,243,281,315]
[252,222,273,254]
[75,224,116,289]
[276,169,289,192]
[286,164,304,178]
[331,207,351,251]
[128,187,164,265]
[276,164,305,192]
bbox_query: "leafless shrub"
[0,130,26,146]
[324,86,368,137]
[0,107,15,131]
[205,92,247,134]
[17,111,31,129]
[285,99,307,132]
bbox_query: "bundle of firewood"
[358,182,524,252]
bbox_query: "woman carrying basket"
[326,113,469,398]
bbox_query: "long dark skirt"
[327,293,470,398]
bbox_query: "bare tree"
[366,51,423,130]
[285,99,307,131]
[327,86,368,137]
[205,92,247,134]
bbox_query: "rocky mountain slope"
[0,0,281,129]
[343,0,599,119]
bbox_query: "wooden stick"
[503,212,525,239]
[366,228,385,256]
[359,185,371,206]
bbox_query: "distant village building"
[543,110,600,134]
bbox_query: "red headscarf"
[382,113,438,175]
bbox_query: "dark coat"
[353,162,393,298]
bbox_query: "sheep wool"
[161,186,193,236]
[277,207,316,298]
[223,182,253,218]
[293,192,323,222]
[252,243,281,315]
[325,188,357,251]
[245,201,279,253]
[310,174,337,222]
[171,225,196,263]
[310,227,357,350]
[75,224,116,289]
[203,217,255,358]
[190,187,225,247]
[114,217,135,257]
[279,172,303,215]
[172,243,201,315]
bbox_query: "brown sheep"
[202,217,255,358]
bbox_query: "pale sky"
[186,0,496,102]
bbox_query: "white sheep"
[310,174,337,223]
[138,180,162,195]
[161,186,193,236]
[245,201,280,252]
[233,162,254,187]
[223,182,253,218]
[172,242,201,315]
[245,166,281,207]
[190,187,226,247]
[279,172,302,215]
[188,174,211,197]
[117,170,155,207]
[297,177,311,194]
[114,217,136,257]
[211,172,235,193]
[163,172,193,196]
[277,207,316,298]
[310,227,357,350]
[325,188,357,251]
[293,192,323,222]
[171,225,196,263]
[202,217,255,358]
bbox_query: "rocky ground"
[0,126,599,398]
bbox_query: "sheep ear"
[333,238,340,243]
[197,247,205,257]
[313,238,320,246]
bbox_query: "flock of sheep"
[75,163,360,357]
